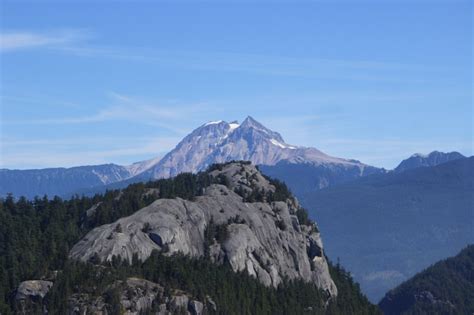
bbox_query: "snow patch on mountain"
[92,170,111,185]
[270,139,296,150]
[204,120,224,126]
[411,153,428,158]
[229,122,240,131]
[125,156,162,176]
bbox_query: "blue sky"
[1,0,472,169]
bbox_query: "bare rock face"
[140,116,377,182]
[15,280,53,315]
[16,280,53,300]
[188,300,204,315]
[70,162,337,297]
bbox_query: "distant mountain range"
[1,116,384,198]
[3,116,464,200]
[301,157,474,302]
[379,245,474,314]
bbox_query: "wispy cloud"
[0,29,91,52]
[3,92,223,134]
[1,29,449,81]
[56,46,447,82]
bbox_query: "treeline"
[84,171,220,228]
[87,162,301,229]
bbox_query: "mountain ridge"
[394,150,465,173]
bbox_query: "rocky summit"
[70,161,337,297]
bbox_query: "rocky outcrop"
[15,280,53,300]
[67,277,206,315]
[14,280,53,315]
[70,162,337,297]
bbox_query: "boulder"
[15,280,53,315]
[16,280,53,300]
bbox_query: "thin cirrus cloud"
[4,106,191,135]
[0,29,92,52]
[3,92,223,135]
[58,45,446,82]
[0,29,448,82]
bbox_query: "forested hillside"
[379,245,474,314]
[0,162,380,314]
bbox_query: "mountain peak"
[241,115,259,125]
[238,116,286,143]
[135,116,379,180]
[396,151,465,173]
[240,116,263,129]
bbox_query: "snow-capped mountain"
[1,116,385,198]
[136,116,378,180]
[394,151,466,173]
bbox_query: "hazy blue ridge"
[300,157,474,302]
